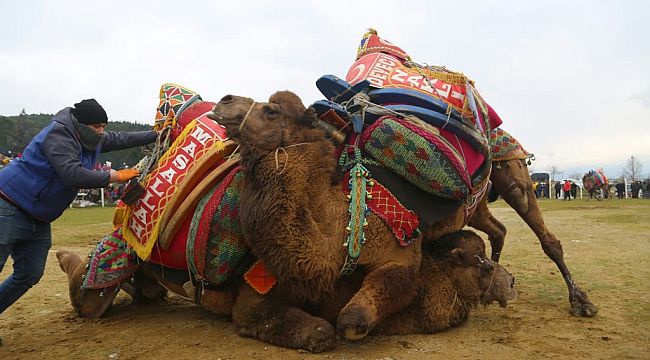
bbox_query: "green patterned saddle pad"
[359,115,473,200]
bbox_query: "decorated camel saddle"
[83,84,275,295]
[313,29,503,231]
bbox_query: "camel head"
[429,231,516,308]
[477,257,517,308]
[209,91,326,164]
[56,249,119,318]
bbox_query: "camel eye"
[263,105,280,118]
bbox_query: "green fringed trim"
[340,149,373,276]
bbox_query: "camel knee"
[503,184,530,213]
[539,234,564,259]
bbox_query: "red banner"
[346,52,468,111]
[122,115,228,259]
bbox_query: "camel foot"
[570,300,598,317]
[295,321,337,353]
[337,303,373,340]
[569,289,598,317]
[235,307,336,353]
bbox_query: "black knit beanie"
[72,99,108,125]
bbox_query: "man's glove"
[110,168,140,183]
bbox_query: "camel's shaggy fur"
[212,91,422,341]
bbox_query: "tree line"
[0,111,151,169]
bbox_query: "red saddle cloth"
[149,216,190,269]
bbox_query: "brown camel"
[211,91,423,341]
[56,228,514,352]
[467,159,598,317]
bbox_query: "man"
[0,99,157,314]
[563,180,572,200]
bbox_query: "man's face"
[87,123,107,136]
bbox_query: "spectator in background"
[555,181,562,199]
[616,182,625,199]
[631,181,641,198]
[570,182,578,199]
[0,98,158,315]
[563,180,572,200]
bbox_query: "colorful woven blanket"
[82,227,138,290]
[489,127,532,162]
[187,167,250,286]
[360,115,470,200]
[335,29,494,203]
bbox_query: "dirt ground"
[1,199,649,359]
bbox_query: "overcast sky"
[1,0,648,178]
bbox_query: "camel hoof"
[569,289,598,317]
[302,323,337,353]
[570,300,598,317]
[337,305,373,340]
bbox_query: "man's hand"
[110,168,140,183]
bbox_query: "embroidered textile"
[360,116,470,200]
[343,173,419,247]
[82,227,138,290]
[205,170,249,285]
[489,127,532,162]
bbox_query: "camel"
[467,160,598,317]
[211,90,423,342]
[583,170,610,200]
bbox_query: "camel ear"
[269,91,305,119]
[450,248,466,265]
[298,107,319,127]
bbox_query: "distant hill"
[0,112,151,169]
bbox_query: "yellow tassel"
[112,206,127,228]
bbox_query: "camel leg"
[491,160,598,317]
[468,196,507,262]
[128,267,167,303]
[336,261,419,340]
[232,285,336,353]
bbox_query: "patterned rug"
[489,127,533,162]
[360,115,471,200]
[82,227,138,290]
